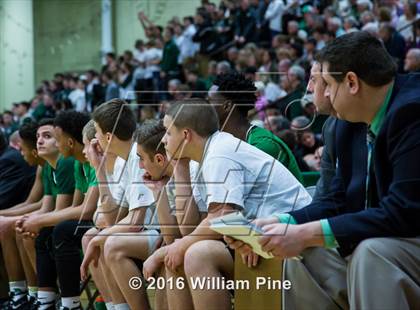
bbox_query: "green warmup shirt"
[74,160,98,194]
[42,156,76,197]
[247,126,303,183]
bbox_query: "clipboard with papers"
[210,212,274,259]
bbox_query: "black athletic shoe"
[0,299,9,310]
[32,300,56,310]
[9,291,29,310]
[26,296,37,310]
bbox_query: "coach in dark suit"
[227,32,420,309]
[0,131,35,210]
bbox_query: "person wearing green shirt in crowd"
[160,26,180,81]
[11,119,75,310]
[32,93,55,122]
[207,71,303,183]
[21,111,98,310]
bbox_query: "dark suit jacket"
[289,74,420,256]
[0,147,36,210]
[313,116,338,200]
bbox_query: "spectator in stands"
[216,61,231,76]
[327,16,346,37]
[258,49,277,78]
[404,48,420,72]
[68,77,87,112]
[184,67,207,98]
[8,131,20,151]
[101,52,118,74]
[0,130,35,212]
[118,62,135,101]
[1,111,17,140]
[295,127,322,159]
[137,11,158,40]
[396,0,419,42]
[303,146,323,171]
[226,47,239,68]
[85,70,101,111]
[161,26,180,83]
[264,115,290,136]
[343,16,359,33]
[133,40,146,65]
[254,80,269,120]
[204,60,217,89]
[192,10,219,57]
[379,23,406,71]
[15,102,34,125]
[143,40,163,103]
[277,65,307,119]
[32,93,55,121]
[287,20,307,41]
[167,79,182,100]
[102,71,120,102]
[122,50,134,66]
[178,16,199,63]
[213,5,235,46]
[234,0,257,45]
[264,0,285,38]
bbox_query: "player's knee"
[103,235,124,263]
[184,241,214,276]
[81,228,98,252]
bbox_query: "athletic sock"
[37,291,56,310]
[113,303,130,310]
[105,302,115,310]
[28,287,37,298]
[61,296,81,309]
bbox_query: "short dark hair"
[19,101,31,110]
[135,40,144,48]
[184,16,194,24]
[213,71,257,117]
[19,121,39,149]
[92,99,136,141]
[318,31,397,87]
[106,52,116,59]
[166,98,219,137]
[137,120,166,160]
[53,111,90,144]
[38,118,55,127]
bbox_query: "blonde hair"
[82,119,96,141]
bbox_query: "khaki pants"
[284,238,420,310]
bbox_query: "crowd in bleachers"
[2,0,420,172]
[1,1,420,310]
